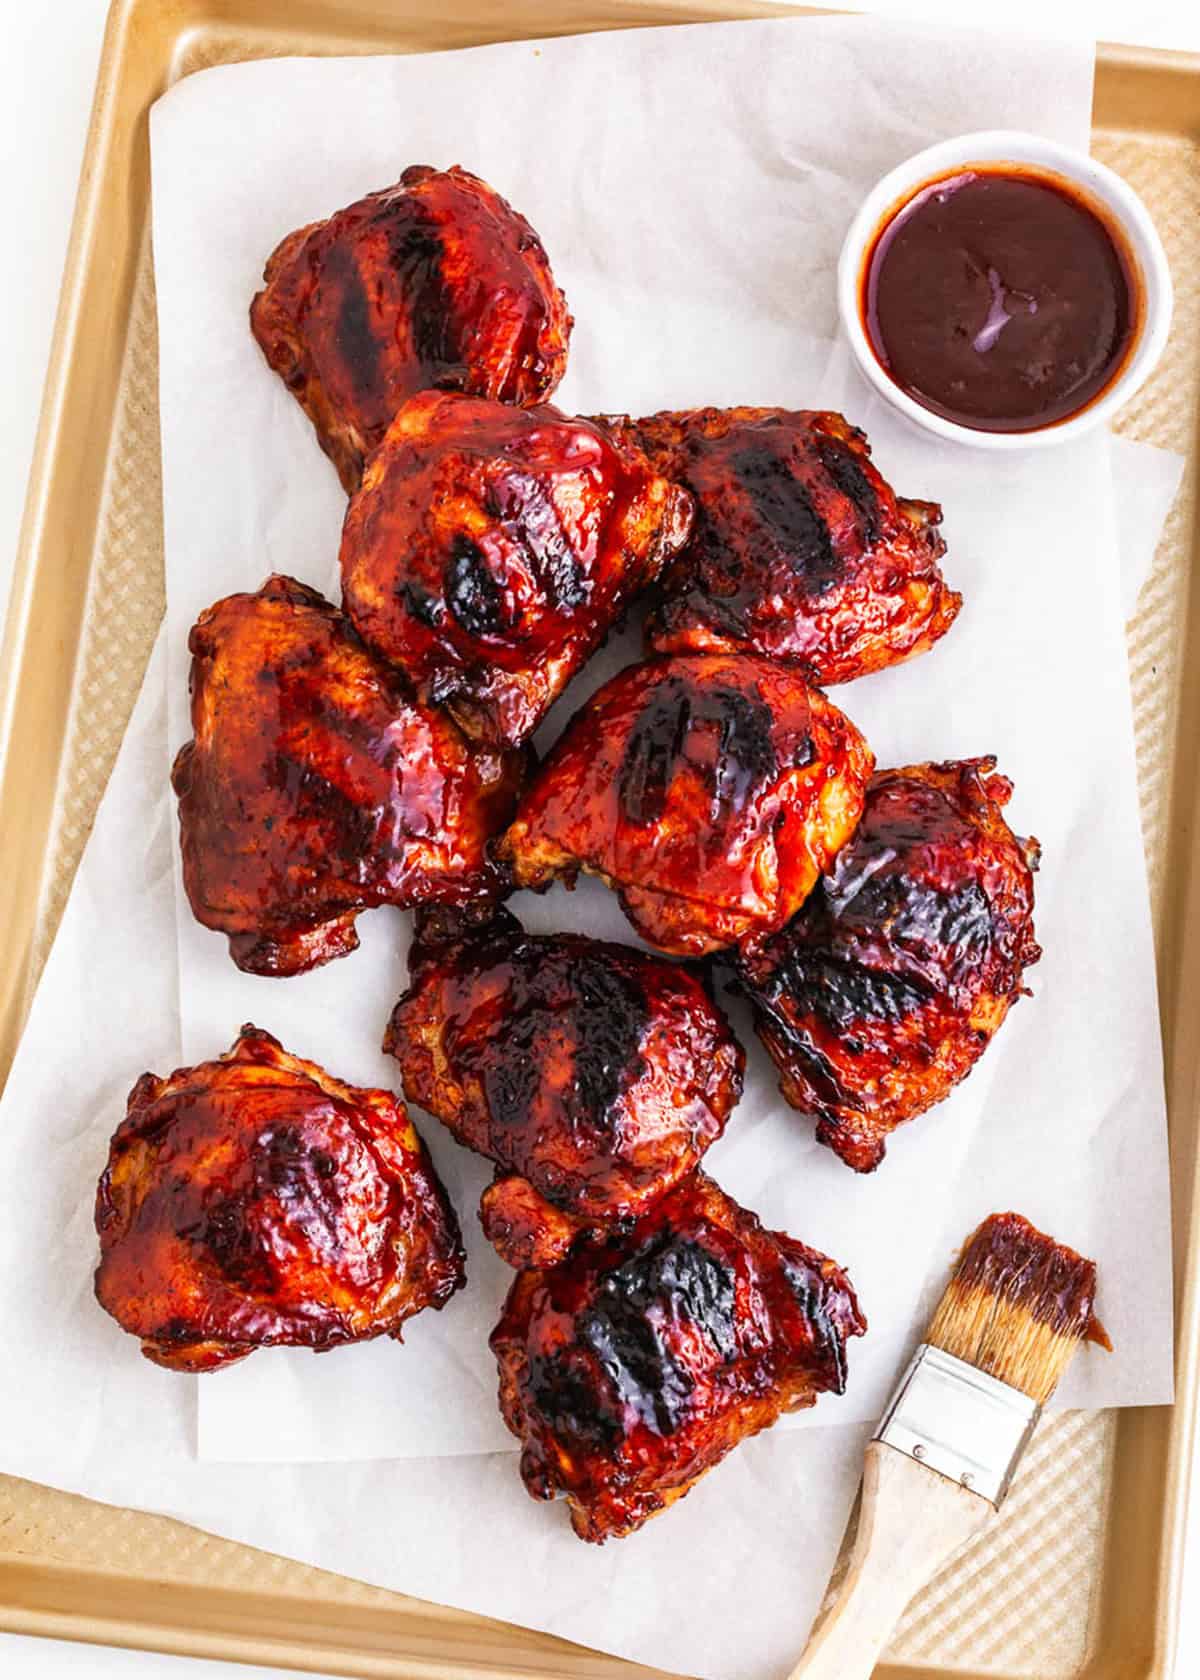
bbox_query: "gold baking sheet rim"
[0,4,1197,1677]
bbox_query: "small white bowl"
[836,130,1173,450]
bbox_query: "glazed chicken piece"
[172,574,523,977]
[491,1170,865,1541]
[497,654,873,957]
[251,165,572,493]
[610,407,959,682]
[384,904,744,1267]
[737,759,1041,1172]
[94,1026,465,1372]
[340,391,693,747]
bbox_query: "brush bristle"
[926,1212,1110,1405]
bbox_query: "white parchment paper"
[0,17,1183,1680]
[1112,431,1186,618]
[141,16,1175,1461]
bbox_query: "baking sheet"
[0,13,1183,1680]
[3,9,1200,1680]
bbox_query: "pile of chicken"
[95,164,1040,1543]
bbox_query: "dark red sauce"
[862,166,1140,433]
[955,1212,1112,1350]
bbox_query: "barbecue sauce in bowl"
[861,167,1140,434]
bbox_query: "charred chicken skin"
[384,904,745,1267]
[339,391,693,747]
[250,165,572,493]
[490,1170,865,1541]
[737,759,1041,1172]
[611,407,959,683]
[172,575,522,977]
[94,1026,465,1372]
[497,654,873,958]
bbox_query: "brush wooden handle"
[788,1441,994,1680]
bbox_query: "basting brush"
[790,1211,1110,1680]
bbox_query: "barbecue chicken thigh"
[94,1026,465,1372]
[251,165,572,493]
[384,904,744,1267]
[497,654,873,957]
[172,575,522,977]
[737,759,1041,1172]
[615,407,959,683]
[490,1171,865,1541]
[340,391,692,747]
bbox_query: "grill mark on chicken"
[266,756,377,855]
[184,1194,278,1295]
[384,214,452,370]
[329,244,382,408]
[177,1119,353,1291]
[259,1122,345,1230]
[528,1346,624,1450]
[818,778,1019,1004]
[618,677,781,828]
[814,435,882,543]
[186,1126,345,1294]
[402,581,445,629]
[566,960,650,1140]
[444,535,513,638]
[782,1254,852,1393]
[487,469,588,610]
[480,950,649,1158]
[756,949,933,1034]
[577,1232,738,1435]
[745,775,1014,1033]
[826,873,997,1001]
[730,444,843,595]
[753,1005,862,1110]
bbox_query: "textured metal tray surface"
[0,5,1198,1679]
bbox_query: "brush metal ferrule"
[873,1343,1041,1507]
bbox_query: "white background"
[1,1,1198,1677]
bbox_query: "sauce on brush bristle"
[926,1212,1110,1406]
